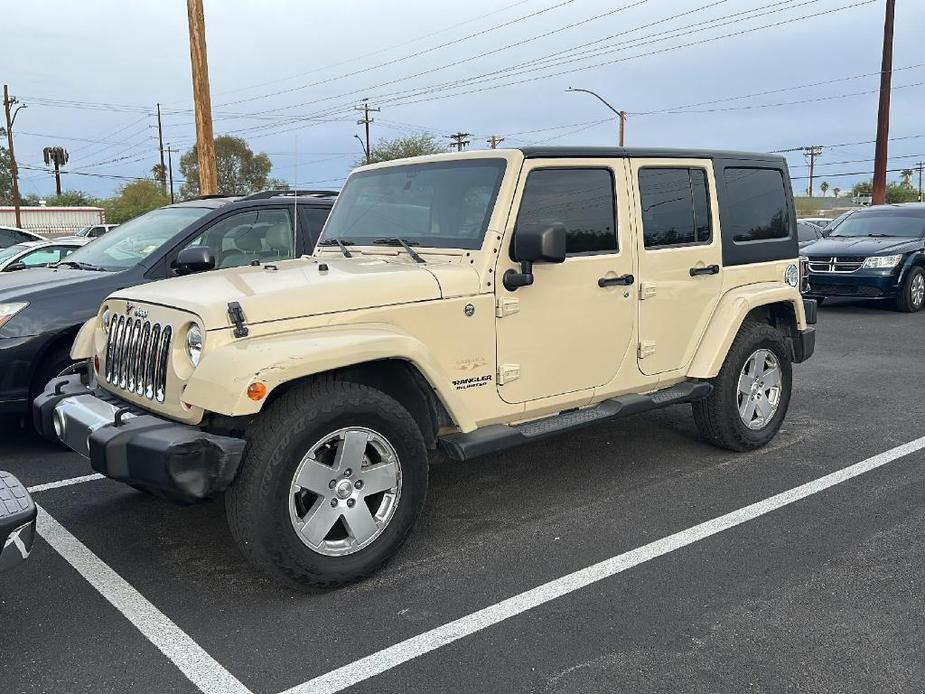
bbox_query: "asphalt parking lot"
[2,299,924,694]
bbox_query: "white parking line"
[28,473,105,493]
[35,505,254,694]
[282,435,925,694]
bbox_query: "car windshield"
[74,226,92,237]
[828,208,925,238]
[321,158,507,250]
[61,206,212,270]
[0,243,32,263]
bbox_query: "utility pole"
[165,145,178,204]
[872,0,896,205]
[3,84,24,228]
[156,103,167,195]
[487,135,505,149]
[449,132,471,152]
[42,146,69,196]
[566,87,626,146]
[355,99,380,165]
[802,145,823,197]
[186,0,217,196]
[916,161,924,202]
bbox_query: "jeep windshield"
[321,158,507,250]
[828,208,925,238]
[58,206,212,271]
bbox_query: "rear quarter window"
[724,168,791,243]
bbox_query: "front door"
[495,160,636,404]
[631,160,723,376]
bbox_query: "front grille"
[807,256,866,273]
[104,313,172,402]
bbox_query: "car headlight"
[101,308,111,333]
[784,263,799,288]
[862,254,903,269]
[185,325,203,367]
[0,302,29,330]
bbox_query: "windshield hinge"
[497,363,521,385]
[496,297,520,318]
[227,302,249,338]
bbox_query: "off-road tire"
[894,265,925,313]
[692,320,792,452]
[225,379,428,590]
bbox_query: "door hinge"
[639,283,657,300]
[496,297,520,318]
[638,341,656,359]
[497,363,521,385]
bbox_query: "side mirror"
[5,262,27,272]
[504,224,567,291]
[175,246,215,275]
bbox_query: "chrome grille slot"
[104,312,172,402]
[807,256,865,273]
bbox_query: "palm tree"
[819,181,829,197]
[900,169,913,187]
[832,187,840,198]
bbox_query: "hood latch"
[227,301,249,338]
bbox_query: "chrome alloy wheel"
[736,349,783,430]
[911,273,925,308]
[289,427,402,557]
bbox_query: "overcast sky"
[3,0,923,199]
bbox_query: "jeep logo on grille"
[125,303,148,319]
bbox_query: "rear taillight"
[799,256,810,293]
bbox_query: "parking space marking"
[283,435,925,694]
[28,473,105,493]
[35,504,254,694]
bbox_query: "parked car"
[0,238,90,272]
[797,220,826,249]
[0,471,36,572]
[0,226,45,249]
[75,223,118,239]
[37,148,815,589]
[0,190,335,420]
[802,203,925,311]
[798,216,832,229]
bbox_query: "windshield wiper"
[373,237,425,263]
[317,238,354,258]
[53,260,107,271]
[866,233,891,238]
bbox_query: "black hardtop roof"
[517,146,786,164]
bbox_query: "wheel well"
[264,359,452,450]
[29,329,79,395]
[745,302,797,334]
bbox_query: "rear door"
[631,159,722,376]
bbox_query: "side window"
[304,207,331,239]
[515,168,617,255]
[797,222,819,243]
[724,168,791,242]
[180,208,294,269]
[638,167,712,248]
[20,246,69,267]
[0,230,14,246]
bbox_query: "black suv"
[0,190,336,420]
[802,203,925,312]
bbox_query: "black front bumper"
[33,375,246,503]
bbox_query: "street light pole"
[566,87,626,147]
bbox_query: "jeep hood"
[109,257,480,330]
[802,236,922,256]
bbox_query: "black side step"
[438,381,712,461]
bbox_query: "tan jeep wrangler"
[36,147,816,588]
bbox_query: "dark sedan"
[0,191,335,422]
[802,203,925,312]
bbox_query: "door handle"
[598,274,634,287]
[689,264,720,277]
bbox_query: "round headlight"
[185,325,203,367]
[785,263,799,288]
[101,309,111,333]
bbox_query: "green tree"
[819,181,829,197]
[832,187,841,198]
[44,190,100,207]
[361,133,446,166]
[886,181,919,203]
[900,169,914,187]
[851,180,872,197]
[103,179,169,224]
[179,135,273,198]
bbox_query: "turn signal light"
[94,355,101,374]
[247,382,267,401]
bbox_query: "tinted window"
[639,168,712,248]
[724,168,790,242]
[515,168,617,255]
[303,207,332,240]
[797,222,819,242]
[0,228,32,247]
[827,208,925,238]
[323,159,506,250]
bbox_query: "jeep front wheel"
[692,320,792,451]
[225,380,428,589]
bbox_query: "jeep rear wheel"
[692,320,792,451]
[225,379,428,589]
